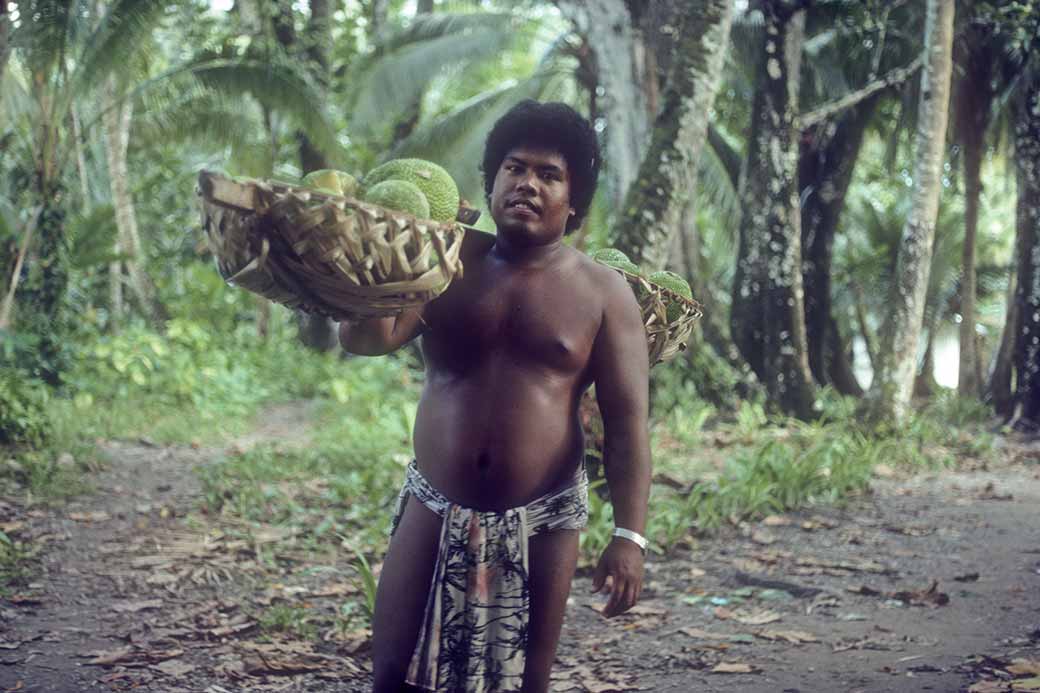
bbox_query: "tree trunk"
[369,0,390,37]
[391,0,433,145]
[864,0,955,423]
[102,78,155,322]
[988,269,1018,418]
[0,210,41,331]
[609,0,733,271]
[730,2,816,419]
[799,95,880,391]
[954,26,994,398]
[554,0,650,214]
[0,1,10,86]
[1011,66,1040,430]
[20,185,69,385]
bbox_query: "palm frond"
[696,132,741,237]
[69,0,170,105]
[389,69,562,202]
[133,86,259,155]
[365,12,517,63]
[351,19,522,132]
[9,0,78,79]
[120,56,342,162]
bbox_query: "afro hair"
[481,100,600,234]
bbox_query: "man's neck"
[491,235,566,268]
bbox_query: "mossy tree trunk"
[864,0,955,423]
[730,1,816,419]
[609,0,733,272]
[1011,65,1040,431]
[21,180,70,385]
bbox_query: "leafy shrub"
[0,370,50,447]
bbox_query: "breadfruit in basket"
[301,169,359,197]
[363,179,431,219]
[648,270,693,320]
[363,158,460,223]
[590,248,641,276]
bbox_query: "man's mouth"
[507,198,540,215]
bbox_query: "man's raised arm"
[338,309,426,356]
[587,269,652,618]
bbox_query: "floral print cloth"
[390,460,589,692]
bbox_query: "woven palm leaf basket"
[197,170,465,320]
[612,268,704,366]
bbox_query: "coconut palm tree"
[2,0,339,381]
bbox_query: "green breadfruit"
[364,159,459,222]
[602,258,641,275]
[648,270,693,321]
[363,179,431,219]
[591,248,632,264]
[301,169,359,197]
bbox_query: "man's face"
[490,145,574,243]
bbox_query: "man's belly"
[412,366,586,511]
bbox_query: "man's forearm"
[601,430,651,534]
[338,314,411,355]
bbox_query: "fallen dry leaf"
[1009,660,1040,676]
[762,515,790,526]
[711,661,759,674]
[733,609,782,626]
[1012,677,1040,692]
[967,681,1009,692]
[756,629,819,644]
[113,599,163,613]
[679,627,736,641]
[750,529,777,545]
[151,659,196,677]
[67,511,110,522]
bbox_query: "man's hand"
[591,536,645,617]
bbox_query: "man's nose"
[515,171,537,193]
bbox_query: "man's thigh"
[371,496,441,693]
[522,529,581,693]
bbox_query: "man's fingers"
[591,564,606,593]
[603,576,628,617]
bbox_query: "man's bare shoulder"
[567,248,639,311]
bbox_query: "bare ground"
[1,406,1038,693]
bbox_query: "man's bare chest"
[425,264,601,374]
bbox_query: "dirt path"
[1,409,1038,693]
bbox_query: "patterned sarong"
[390,460,589,693]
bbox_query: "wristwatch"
[612,527,648,553]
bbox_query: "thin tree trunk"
[0,209,42,331]
[987,269,1017,417]
[1011,66,1040,430]
[369,0,390,38]
[865,0,955,423]
[954,27,994,398]
[610,0,733,271]
[391,0,433,145]
[554,0,650,214]
[0,1,10,86]
[853,283,878,370]
[730,2,815,419]
[103,79,153,321]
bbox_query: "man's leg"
[371,496,442,693]
[521,529,581,693]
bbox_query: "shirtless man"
[339,100,651,693]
